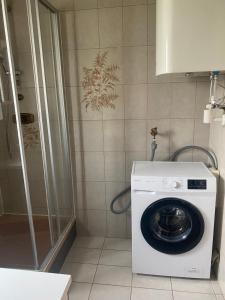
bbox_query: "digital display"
[188,179,207,190]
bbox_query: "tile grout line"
[170,277,175,300]
[87,238,105,300]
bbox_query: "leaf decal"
[81,51,120,111]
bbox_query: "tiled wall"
[50,0,211,237]
[209,109,225,296]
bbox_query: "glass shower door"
[27,0,74,247]
[0,0,37,269]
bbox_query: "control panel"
[188,179,207,190]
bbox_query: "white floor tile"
[173,291,217,300]
[211,280,223,295]
[61,263,97,283]
[131,287,173,300]
[103,238,132,251]
[66,248,101,264]
[99,250,132,267]
[216,295,225,300]
[94,265,132,286]
[132,273,171,290]
[69,282,92,300]
[171,278,214,294]
[89,284,131,300]
[72,237,105,249]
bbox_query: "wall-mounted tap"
[150,127,158,139]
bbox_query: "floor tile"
[72,237,105,249]
[131,287,173,300]
[173,291,217,300]
[132,273,171,290]
[211,280,223,295]
[216,295,225,300]
[61,263,97,283]
[89,284,131,300]
[65,248,101,264]
[171,278,214,294]
[94,265,132,286]
[103,238,132,251]
[99,250,132,267]
[69,282,92,300]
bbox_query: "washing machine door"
[141,198,204,254]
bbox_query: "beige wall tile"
[77,182,106,209]
[124,84,147,119]
[106,211,127,237]
[123,5,147,46]
[125,120,146,151]
[194,119,210,147]
[123,46,147,84]
[75,0,98,10]
[75,10,99,49]
[60,12,76,50]
[192,151,209,165]
[83,152,105,181]
[75,151,84,181]
[195,81,210,118]
[148,3,156,46]
[105,182,127,210]
[105,152,125,181]
[125,151,146,181]
[63,50,78,87]
[76,210,89,236]
[81,121,104,151]
[87,210,106,236]
[99,7,123,47]
[170,119,194,152]
[171,83,196,118]
[148,84,172,119]
[49,0,74,10]
[66,87,80,121]
[123,0,147,5]
[103,120,125,151]
[70,120,81,151]
[98,0,123,7]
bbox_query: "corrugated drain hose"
[110,139,157,214]
[169,145,218,169]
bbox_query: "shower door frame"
[26,0,76,270]
[1,0,39,269]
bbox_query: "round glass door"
[141,198,204,254]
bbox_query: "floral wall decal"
[23,124,40,150]
[81,51,120,111]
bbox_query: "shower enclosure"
[0,0,75,270]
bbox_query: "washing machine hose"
[110,144,218,214]
[110,140,157,214]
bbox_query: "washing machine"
[131,161,217,279]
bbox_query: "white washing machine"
[131,161,217,279]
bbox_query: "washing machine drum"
[141,198,205,254]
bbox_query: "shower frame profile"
[1,0,76,270]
